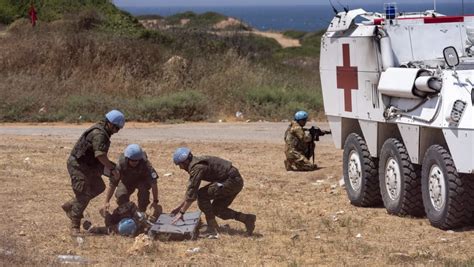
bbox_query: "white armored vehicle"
[320,4,474,229]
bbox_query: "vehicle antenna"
[329,0,339,15]
[336,0,349,13]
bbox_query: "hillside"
[0,1,323,123]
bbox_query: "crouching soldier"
[62,110,125,235]
[103,144,161,220]
[284,110,318,171]
[170,147,256,236]
[83,201,150,236]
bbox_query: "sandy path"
[0,121,330,143]
[250,30,301,48]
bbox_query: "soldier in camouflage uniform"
[82,201,150,236]
[61,110,125,235]
[284,110,318,171]
[103,144,161,219]
[171,147,256,236]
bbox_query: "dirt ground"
[0,122,474,266]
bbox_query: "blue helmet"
[294,110,308,121]
[173,147,191,165]
[105,110,125,129]
[124,144,143,161]
[118,218,137,236]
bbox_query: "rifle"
[304,126,332,164]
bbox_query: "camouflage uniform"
[284,120,317,171]
[110,153,159,212]
[185,156,254,228]
[84,201,148,235]
[62,120,112,229]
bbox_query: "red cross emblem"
[336,44,358,112]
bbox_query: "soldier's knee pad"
[197,187,209,198]
[197,198,211,210]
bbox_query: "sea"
[120,2,474,32]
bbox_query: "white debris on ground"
[186,247,200,254]
[339,178,345,187]
[163,173,173,177]
[235,111,244,119]
[127,234,155,255]
[57,255,90,264]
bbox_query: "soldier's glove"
[308,126,318,137]
[147,202,162,222]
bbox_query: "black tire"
[379,138,424,216]
[343,133,381,206]
[421,145,473,229]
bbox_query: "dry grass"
[1,132,474,265]
[0,19,321,122]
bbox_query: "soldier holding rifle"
[284,110,331,171]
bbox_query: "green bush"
[139,29,174,45]
[0,2,16,24]
[63,94,118,122]
[189,12,226,28]
[301,30,324,47]
[244,86,323,119]
[165,11,196,25]
[135,90,209,122]
[165,11,226,28]
[0,96,37,121]
[283,30,307,40]
[136,14,163,20]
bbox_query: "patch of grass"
[244,86,323,120]
[136,14,163,20]
[189,11,226,28]
[0,95,37,121]
[139,28,174,45]
[0,1,16,24]
[283,30,307,40]
[165,11,226,28]
[133,90,209,122]
[165,11,196,25]
[274,30,324,60]
[443,258,474,267]
[63,94,116,122]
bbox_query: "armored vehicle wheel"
[421,145,470,229]
[379,138,424,216]
[343,133,381,206]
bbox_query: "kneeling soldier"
[103,144,161,219]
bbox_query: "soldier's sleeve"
[145,159,159,185]
[184,165,205,201]
[91,130,110,157]
[303,131,313,142]
[292,126,312,142]
[109,158,123,186]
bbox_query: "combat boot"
[70,219,81,236]
[61,200,74,220]
[200,218,219,237]
[284,160,292,171]
[236,213,256,236]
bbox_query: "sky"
[113,0,455,7]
